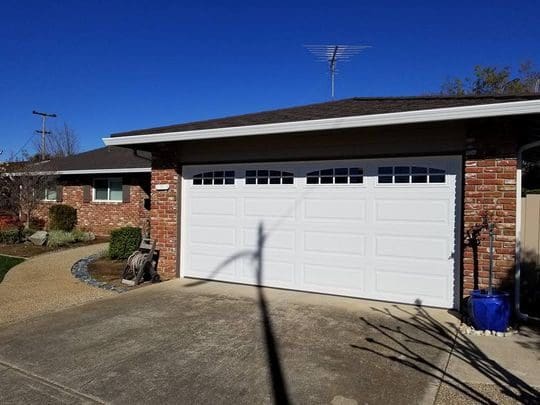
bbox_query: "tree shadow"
[351,304,540,404]
[185,222,290,405]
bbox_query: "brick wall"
[150,165,178,279]
[36,175,150,235]
[463,132,518,295]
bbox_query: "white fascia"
[4,167,151,176]
[103,99,540,146]
[54,167,151,175]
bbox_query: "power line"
[10,133,36,160]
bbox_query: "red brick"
[36,177,150,235]
[463,152,517,293]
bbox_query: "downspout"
[515,140,540,322]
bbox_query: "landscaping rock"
[29,231,48,246]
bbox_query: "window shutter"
[122,184,131,203]
[56,185,63,202]
[83,185,92,203]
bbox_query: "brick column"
[463,135,517,295]
[151,165,178,279]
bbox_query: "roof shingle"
[111,94,540,137]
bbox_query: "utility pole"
[32,110,57,160]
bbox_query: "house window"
[42,187,57,201]
[245,170,294,185]
[193,171,235,185]
[306,168,363,185]
[377,166,446,184]
[93,178,123,201]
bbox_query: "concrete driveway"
[0,279,538,404]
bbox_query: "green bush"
[109,227,142,260]
[71,229,95,243]
[47,230,76,248]
[49,205,77,232]
[0,229,22,244]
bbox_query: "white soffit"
[103,99,540,146]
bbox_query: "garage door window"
[378,166,446,184]
[193,171,235,185]
[306,168,363,184]
[245,170,294,185]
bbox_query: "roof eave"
[103,99,540,147]
[3,167,151,176]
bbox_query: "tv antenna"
[305,44,371,99]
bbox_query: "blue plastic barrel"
[468,290,511,332]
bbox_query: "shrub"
[109,227,142,260]
[47,230,76,248]
[29,216,46,230]
[21,228,36,240]
[71,229,95,243]
[0,215,20,230]
[0,228,22,244]
[49,205,77,232]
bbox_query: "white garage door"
[181,156,461,308]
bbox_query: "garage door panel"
[241,260,296,285]
[243,228,296,251]
[189,226,237,247]
[375,235,450,261]
[374,269,450,306]
[302,263,366,293]
[303,199,366,222]
[244,198,296,218]
[190,197,237,216]
[182,156,460,308]
[189,253,238,278]
[375,200,450,224]
[304,231,366,256]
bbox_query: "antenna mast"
[305,44,370,99]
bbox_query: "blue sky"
[1,0,538,158]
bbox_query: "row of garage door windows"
[192,166,447,185]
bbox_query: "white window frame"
[93,177,123,202]
[42,186,58,202]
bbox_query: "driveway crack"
[0,359,106,404]
[432,322,460,404]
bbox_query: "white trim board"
[3,167,151,176]
[103,100,540,146]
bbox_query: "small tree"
[441,61,540,95]
[0,155,57,229]
[32,122,79,158]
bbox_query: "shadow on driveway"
[351,304,540,404]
